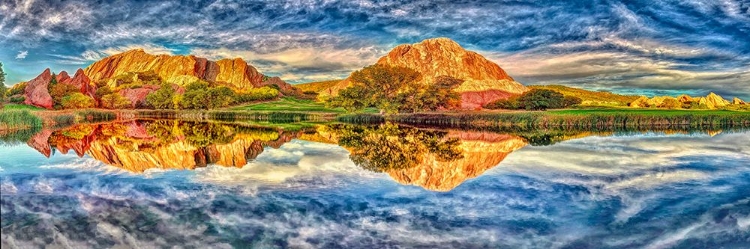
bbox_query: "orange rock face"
[629,92,733,109]
[23,68,54,109]
[83,49,294,92]
[322,38,527,108]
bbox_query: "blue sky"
[0,0,748,99]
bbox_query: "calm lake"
[1,120,749,248]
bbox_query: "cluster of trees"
[48,74,97,109]
[326,65,462,113]
[484,89,582,110]
[145,81,279,110]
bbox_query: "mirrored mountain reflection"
[8,120,738,191]
[319,123,528,191]
[26,120,302,172]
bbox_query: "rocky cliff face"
[629,92,736,109]
[322,38,527,109]
[84,49,296,93]
[23,69,54,109]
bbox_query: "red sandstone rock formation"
[23,69,54,109]
[322,38,527,109]
[83,49,296,93]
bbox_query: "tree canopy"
[326,65,462,113]
[485,89,582,110]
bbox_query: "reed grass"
[342,111,750,131]
[135,110,334,123]
[0,110,44,130]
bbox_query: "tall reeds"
[0,110,43,130]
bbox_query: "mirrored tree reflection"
[323,122,464,172]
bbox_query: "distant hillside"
[295,80,342,93]
[529,85,639,106]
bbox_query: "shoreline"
[2,107,750,133]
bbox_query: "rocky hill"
[321,38,527,109]
[629,92,744,109]
[84,49,295,92]
[21,50,297,109]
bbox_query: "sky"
[0,0,748,99]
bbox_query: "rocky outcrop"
[56,71,71,84]
[733,97,746,105]
[23,69,55,109]
[69,69,96,98]
[84,49,296,93]
[703,92,730,109]
[322,38,527,109]
[629,92,734,109]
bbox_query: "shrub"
[484,89,577,110]
[100,93,132,109]
[61,93,95,109]
[6,82,27,96]
[48,83,80,109]
[9,96,25,103]
[146,84,177,109]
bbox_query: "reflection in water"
[321,123,527,191]
[5,120,744,191]
[1,121,749,248]
[26,120,301,172]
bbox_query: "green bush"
[101,93,132,109]
[9,96,25,103]
[61,93,95,109]
[485,89,580,110]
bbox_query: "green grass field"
[2,104,44,111]
[230,97,378,113]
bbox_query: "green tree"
[328,65,421,113]
[0,62,6,87]
[413,76,462,112]
[48,82,79,109]
[181,81,211,109]
[60,93,95,109]
[562,96,582,108]
[484,89,574,110]
[206,86,235,109]
[146,84,177,109]
[100,93,132,109]
[0,62,6,107]
[95,85,113,99]
[518,89,565,110]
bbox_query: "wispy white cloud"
[15,50,27,59]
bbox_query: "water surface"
[1,120,749,248]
